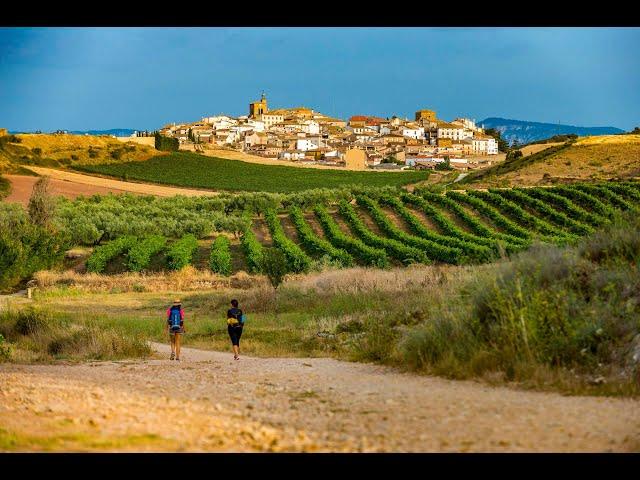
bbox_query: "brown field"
[3,167,220,205]
[3,174,143,207]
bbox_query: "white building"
[472,135,499,155]
[452,118,483,133]
[246,119,266,132]
[279,151,307,160]
[302,120,320,135]
[437,121,470,141]
[296,138,321,151]
[400,126,425,139]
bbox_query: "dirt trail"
[1,342,639,452]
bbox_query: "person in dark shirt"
[226,299,244,361]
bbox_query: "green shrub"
[154,132,179,152]
[86,235,137,273]
[0,334,12,361]
[166,234,199,270]
[240,223,264,273]
[209,235,232,276]
[126,235,167,272]
[0,204,68,291]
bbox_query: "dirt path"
[1,342,639,452]
[12,167,220,200]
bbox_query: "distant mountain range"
[9,129,140,137]
[478,117,625,145]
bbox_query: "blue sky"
[1,27,639,131]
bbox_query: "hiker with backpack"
[227,299,245,361]
[165,299,185,361]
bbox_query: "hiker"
[165,298,185,361]
[227,299,245,361]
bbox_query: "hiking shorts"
[169,327,184,335]
[228,325,243,346]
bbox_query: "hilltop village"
[155,94,500,171]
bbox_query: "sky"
[1,27,639,132]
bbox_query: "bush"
[126,234,167,272]
[0,203,68,291]
[110,149,123,160]
[240,223,264,273]
[166,234,199,270]
[15,310,52,338]
[209,235,232,276]
[86,235,137,273]
[28,176,56,228]
[31,147,42,156]
[154,132,179,152]
[0,333,11,361]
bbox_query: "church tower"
[249,92,268,119]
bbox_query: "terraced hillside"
[76,181,640,276]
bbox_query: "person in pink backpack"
[165,299,185,361]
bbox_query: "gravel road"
[1,342,639,452]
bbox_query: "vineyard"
[73,152,430,193]
[76,181,640,276]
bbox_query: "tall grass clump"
[0,306,151,362]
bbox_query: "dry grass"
[33,266,268,293]
[575,134,640,146]
[519,142,563,156]
[287,264,465,295]
[16,134,160,165]
[473,135,640,187]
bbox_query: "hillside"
[0,133,159,174]
[480,117,624,145]
[461,134,640,187]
